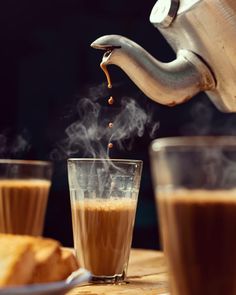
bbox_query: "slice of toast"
[0,234,79,286]
[0,236,35,287]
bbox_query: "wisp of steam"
[51,95,159,160]
[0,131,30,159]
[53,88,159,196]
[179,97,236,188]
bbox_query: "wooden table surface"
[67,249,169,295]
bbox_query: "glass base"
[90,271,127,284]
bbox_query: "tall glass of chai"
[0,159,52,236]
[67,158,142,283]
[150,136,236,295]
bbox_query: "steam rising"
[0,131,30,158]
[179,97,236,189]
[194,147,236,189]
[180,100,213,135]
[51,95,159,160]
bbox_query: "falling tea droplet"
[108,122,113,128]
[108,143,113,149]
[108,96,114,105]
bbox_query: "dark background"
[1,0,236,249]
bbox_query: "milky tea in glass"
[68,159,142,283]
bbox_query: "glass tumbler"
[68,158,142,283]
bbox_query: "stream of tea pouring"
[100,53,112,90]
[99,48,117,151]
[100,49,115,151]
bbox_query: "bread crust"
[30,237,62,283]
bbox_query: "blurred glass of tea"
[150,136,236,295]
[0,160,52,236]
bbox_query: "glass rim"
[67,158,143,165]
[151,136,236,152]
[0,159,52,167]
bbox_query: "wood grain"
[67,249,169,295]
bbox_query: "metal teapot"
[91,0,236,112]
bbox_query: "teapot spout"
[91,35,216,106]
